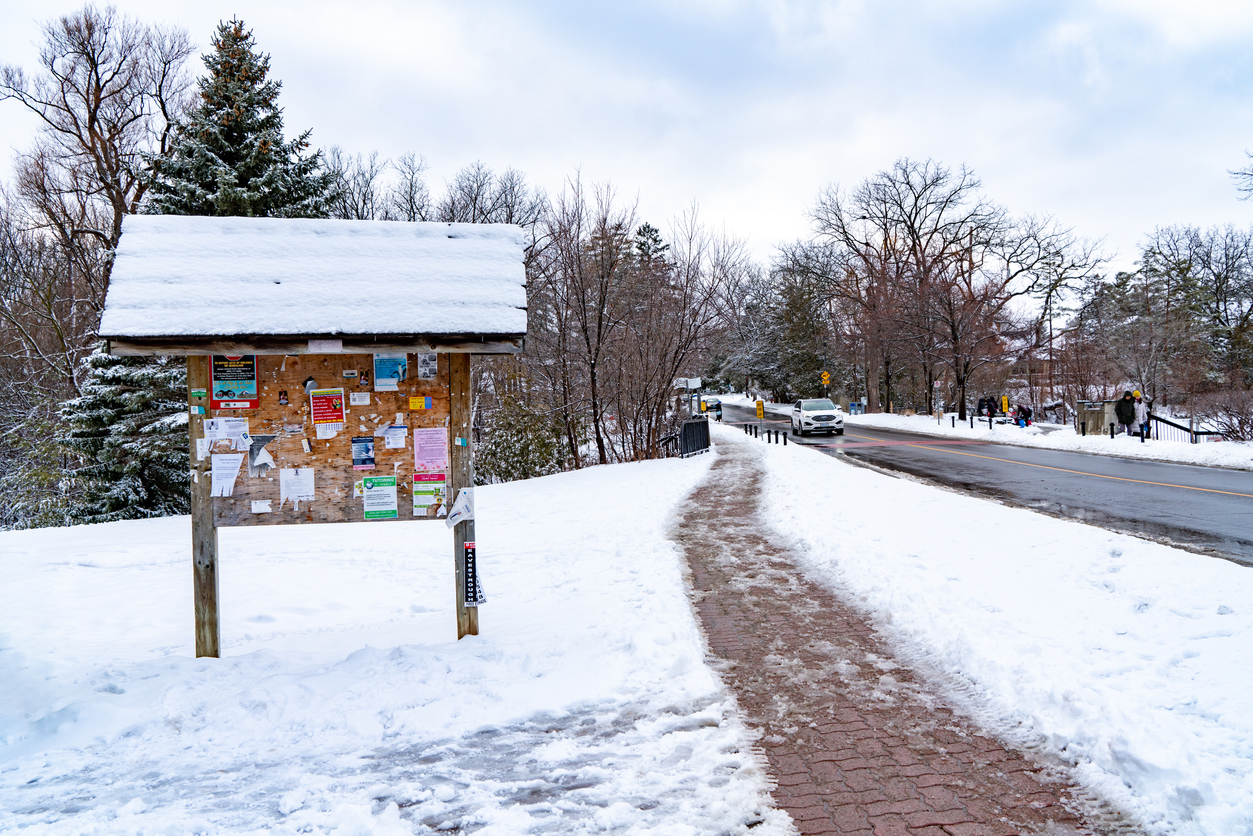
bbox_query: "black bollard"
[1110,423,1115,439]
[970,416,974,429]
[1081,420,1086,437]
[1140,427,1145,443]
[951,416,955,428]
[988,415,993,430]
[783,433,787,446]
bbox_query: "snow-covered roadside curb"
[718,393,1253,471]
[715,421,1253,835]
[0,451,793,835]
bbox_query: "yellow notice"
[409,395,432,410]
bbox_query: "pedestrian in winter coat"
[1134,391,1149,438]
[1114,390,1137,436]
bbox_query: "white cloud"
[2,0,1252,271]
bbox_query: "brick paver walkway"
[673,434,1139,836]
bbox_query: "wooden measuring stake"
[448,353,479,639]
[188,356,220,658]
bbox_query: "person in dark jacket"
[1114,390,1137,436]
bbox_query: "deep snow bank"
[0,452,791,835]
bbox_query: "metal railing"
[1148,412,1223,444]
[662,416,712,457]
[679,416,711,457]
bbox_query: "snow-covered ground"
[719,393,1253,471]
[6,426,1252,836]
[0,454,791,835]
[716,422,1253,835]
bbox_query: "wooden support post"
[448,353,479,639]
[187,356,220,658]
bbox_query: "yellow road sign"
[821,371,830,384]
[756,400,765,419]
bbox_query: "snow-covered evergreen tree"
[474,396,564,484]
[60,347,189,524]
[58,19,337,525]
[143,18,336,218]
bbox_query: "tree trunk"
[589,362,608,465]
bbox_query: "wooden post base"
[188,356,220,658]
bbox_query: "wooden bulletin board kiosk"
[99,216,528,657]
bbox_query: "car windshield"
[802,399,837,411]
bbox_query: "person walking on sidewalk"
[1134,391,1149,439]
[1115,390,1137,436]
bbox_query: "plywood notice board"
[206,353,451,526]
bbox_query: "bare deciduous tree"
[2,5,193,248]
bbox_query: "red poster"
[310,388,346,426]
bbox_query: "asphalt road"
[722,403,1253,565]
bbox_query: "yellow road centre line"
[844,432,1253,499]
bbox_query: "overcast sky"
[4,0,1253,272]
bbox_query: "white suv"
[791,399,844,436]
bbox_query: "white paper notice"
[195,437,209,461]
[251,500,272,513]
[280,467,316,509]
[315,424,337,440]
[445,487,474,528]
[417,352,438,380]
[414,427,447,470]
[203,417,250,450]
[349,392,371,406]
[383,425,408,449]
[210,453,245,497]
[252,446,275,471]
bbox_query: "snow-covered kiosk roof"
[99,215,528,355]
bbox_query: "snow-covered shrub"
[475,396,564,484]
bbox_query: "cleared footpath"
[673,432,1141,836]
